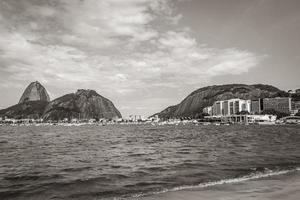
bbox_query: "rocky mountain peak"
[19,81,50,104]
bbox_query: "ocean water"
[0,124,299,200]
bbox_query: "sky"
[0,0,299,117]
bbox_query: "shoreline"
[1,122,300,126]
[140,170,300,200]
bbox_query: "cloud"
[0,0,263,116]
[206,49,262,76]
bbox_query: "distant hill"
[19,81,50,103]
[0,82,122,120]
[0,101,48,119]
[152,84,285,119]
[43,89,122,121]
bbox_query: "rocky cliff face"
[153,84,283,119]
[43,89,122,120]
[19,81,50,103]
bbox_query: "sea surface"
[0,124,300,200]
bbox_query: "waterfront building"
[229,101,234,115]
[223,101,229,115]
[128,115,143,122]
[251,99,259,114]
[263,97,292,114]
[215,101,222,115]
[204,114,276,124]
[212,99,251,116]
[291,100,300,115]
[212,101,222,116]
[250,99,264,114]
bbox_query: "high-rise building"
[251,99,264,114]
[234,100,240,114]
[212,99,251,116]
[263,97,292,114]
[229,101,234,115]
[216,102,221,115]
[223,101,229,115]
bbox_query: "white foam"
[134,167,300,197]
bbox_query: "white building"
[212,98,251,116]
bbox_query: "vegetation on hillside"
[0,101,48,119]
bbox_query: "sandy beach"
[140,170,300,200]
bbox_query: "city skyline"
[0,0,300,117]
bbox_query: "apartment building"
[263,97,292,114]
[212,99,251,116]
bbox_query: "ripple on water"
[0,124,299,199]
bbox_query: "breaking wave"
[131,167,300,198]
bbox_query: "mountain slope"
[0,81,50,119]
[153,84,284,119]
[0,101,48,119]
[19,81,50,103]
[43,89,122,120]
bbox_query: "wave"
[61,166,92,172]
[3,174,63,181]
[131,167,300,198]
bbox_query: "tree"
[236,110,250,115]
[291,93,300,101]
[261,109,289,119]
[274,91,289,97]
[195,112,209,119]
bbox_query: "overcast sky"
[0,0,299,117]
